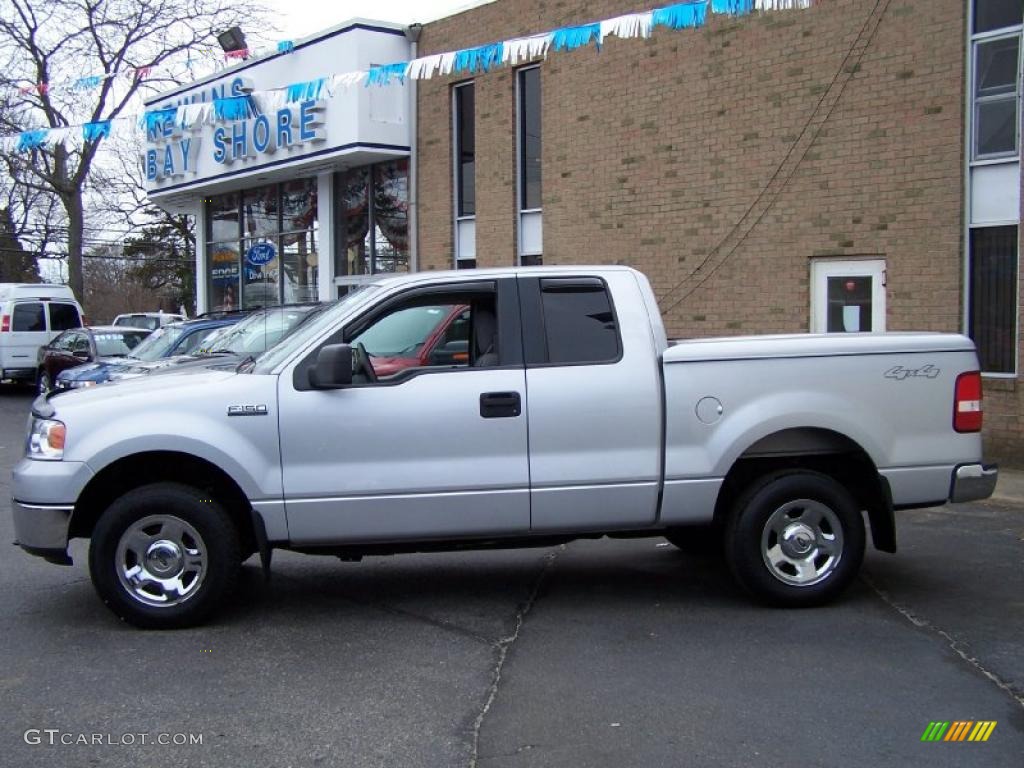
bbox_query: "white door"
[278,280,531,545]
[811,259,886,333]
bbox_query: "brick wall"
[417,0,1021,464]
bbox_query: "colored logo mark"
[921,721,997,742]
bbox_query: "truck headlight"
[28,418,66,461]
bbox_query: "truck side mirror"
[309,344,353,389]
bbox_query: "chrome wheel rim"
[760,499,843,587]
[115,515,207,607]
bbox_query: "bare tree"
[0,0,268,297]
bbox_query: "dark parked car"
[53,314,247,391]
[36,326,152,394]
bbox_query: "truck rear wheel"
[88,483,240,629]
[725,471,864,607]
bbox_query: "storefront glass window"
[209,193,239,243]
[208,241,241,311]
[373,160,409,274]
[282,229,319,304]
[243,186,279,239]
[335,160,408,277]
[206,179,318,311]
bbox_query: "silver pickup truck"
[12,267,997,628]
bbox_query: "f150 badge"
[227,404,269,416]
[884,364,940,381]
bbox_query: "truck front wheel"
[88,483,240,629]
[725,471,865,607]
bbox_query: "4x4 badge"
[884,364,940,381]
[227,404,268,416]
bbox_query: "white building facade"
[143,20,414,312]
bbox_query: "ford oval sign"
[246,242,276,266]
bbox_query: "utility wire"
[657,0,892,316]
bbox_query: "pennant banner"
[1,0,817,151]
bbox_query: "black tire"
[36,369,50,395]
[664,525,723,557]
[88,483,241,629]
[724,471,865,607]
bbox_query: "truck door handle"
[480,391,521,418]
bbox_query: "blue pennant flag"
[82,121,112,143]
[140,107,177,133]
[73,75,104,91]
[277,40,295,54]
[365,63,408,87]
[652,1,708,29]
[453,42,504,73]
[213,95,258,121]
[16,129,48,152]
[551,23,601,51]
[710,0,753,14]
[286,77,326,101]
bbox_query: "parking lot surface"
[0,388,1021,767]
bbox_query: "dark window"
[48,302,81,331]
[974,36,1020,158]
[50,332,74,352]
[12,302,44,332]
[969,226,1019,374]
[826,275,874,333]
[974,0,1023,33]
[454,84,476,217]
[518,67,542,211]
[540,279,619,364]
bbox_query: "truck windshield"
[252,286,378,374]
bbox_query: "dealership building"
[143,0,1023,462]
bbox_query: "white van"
[0,284,84,384]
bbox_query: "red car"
[36,325,152,394]
[356,304,470,378]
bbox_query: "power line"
[657,0,892,315]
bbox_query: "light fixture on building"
[217,27,249,56]
[405,23,423,43]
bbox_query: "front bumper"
[12,501,73,565]
[950,463,999,504]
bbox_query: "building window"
[969,226,1019,375]
[971,1,1022,161]
[333,159,410,279]
[517,66,542,266]
[453,82,476,268]
[974,0,1023,34]
[205,179,318,311]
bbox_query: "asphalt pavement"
[0,386,1021,767]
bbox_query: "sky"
[262,0,495,40]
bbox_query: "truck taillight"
[0,315,8,332]
[954,371,983,433]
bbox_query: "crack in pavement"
[861,572,1024,710]
[469,547,561,768]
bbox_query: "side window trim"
[518,275,623,368]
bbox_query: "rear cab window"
[535,278,621,365]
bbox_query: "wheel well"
[714,429,895,552]
[70,451,256,554]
